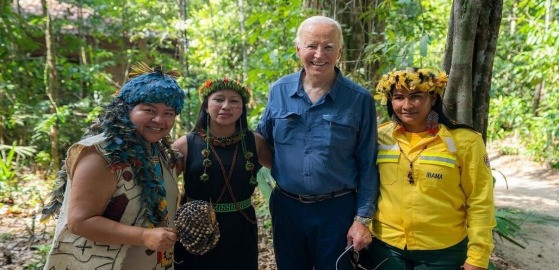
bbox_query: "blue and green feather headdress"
[118,62,186,114]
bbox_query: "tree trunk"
[532,82,543,116]
[238,0,248,82]
[78,0,88,98]
[509,0,517,35]
[177,0,190,132]
[443,0,503,141]
[532,0,552,116]
[207,0,219,75]
[41,0,60,172]
[121,0,130,83]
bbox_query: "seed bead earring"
[426,109,439,134]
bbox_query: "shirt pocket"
[377,148,400,185]
[272,110,300,144]
[418,153,458,187]
[322,114,357,150]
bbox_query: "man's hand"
[346,221,372,251]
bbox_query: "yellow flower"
[374,68,448,103]
[374,92,388,105]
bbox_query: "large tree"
[41,0,61,171]
[443,0,503,140]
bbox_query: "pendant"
[408,164,415,184]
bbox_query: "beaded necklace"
[199,128,256,185]
[397,142,427,184]
[200,130,242,147]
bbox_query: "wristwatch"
[354,215,373,227]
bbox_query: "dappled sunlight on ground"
[489,147,559,270]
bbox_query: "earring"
[426,110,439,134]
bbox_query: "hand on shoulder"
[172,136,188,174]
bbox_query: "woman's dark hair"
[193,95,250,133]
[386,93,474,131]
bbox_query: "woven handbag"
[174,200,220,255]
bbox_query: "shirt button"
[304,172,310,176]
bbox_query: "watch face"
[355,216,372,226]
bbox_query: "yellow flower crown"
[374,68,448,105]
[198,78,251,102]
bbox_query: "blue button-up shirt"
[257,68,379,217]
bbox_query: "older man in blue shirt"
[257,16,379,270]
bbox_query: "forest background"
[0,0,558,269]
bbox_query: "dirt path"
[489,151,559,270]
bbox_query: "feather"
[129,62,153,78]
[40,163,69,222]
[129,62,181,79]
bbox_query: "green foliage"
[494,208,525,249]
[256,168,273,200]
[487,95,530,139]
[0,143,36,201]
[0,143,17,196]
[25,244,50,269]
[523,111,559,167]
[256,168,274,230]
[489,0,559,167]
[363,0,450,74]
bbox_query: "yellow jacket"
[373,122,496,268]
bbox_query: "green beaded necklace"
[199,120,256,185]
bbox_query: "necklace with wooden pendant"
[398,142,427,184]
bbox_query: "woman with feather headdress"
[41,63,186,270]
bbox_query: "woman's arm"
[253,132,273,169]
[171,136,188,176]
[67,147,177,251]
[460,136,496,269]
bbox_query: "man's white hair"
[294,16,344,48]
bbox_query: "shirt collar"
[391,122,457,152]
[292,67,342,102]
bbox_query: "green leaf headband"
[197,78,251,102]
[374,68,448,105]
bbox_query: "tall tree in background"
[41,0,61,171]
[443,0,503,140]
[238,0,248,82]
[77,0,88,98]
[532,0,553,116]
[178,0,191,132]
